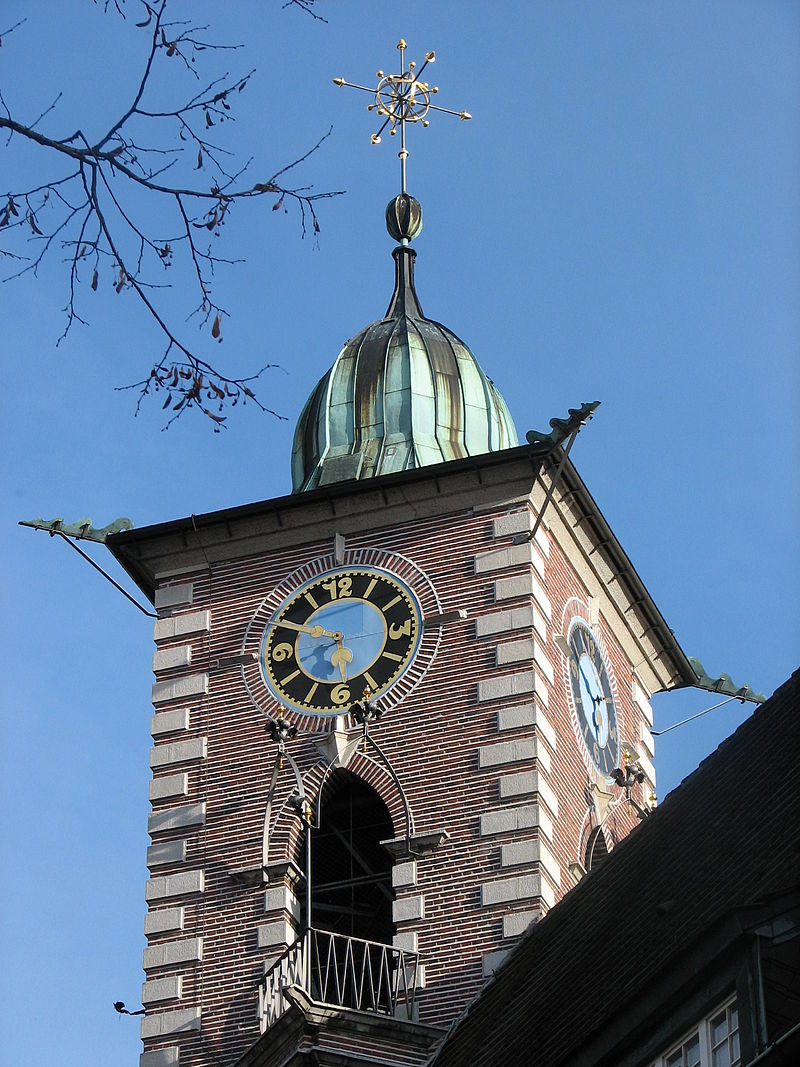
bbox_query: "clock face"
[566,618,620,776]
[259,567,422,716]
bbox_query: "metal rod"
[49,528,157,617]
[651,695,739,736]
[526,427,581,543]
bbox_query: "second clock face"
[567,618,620,776]
[260,567,422,715]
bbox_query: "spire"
[291,43,516,493]
[290,193,518,492]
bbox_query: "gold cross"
[333,39,471,194]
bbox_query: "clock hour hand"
[578,661,601,734]
[331,638,353,681]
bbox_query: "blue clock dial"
[567,619,619,775]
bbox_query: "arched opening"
[306,770,395,946]
[585,826,609,871]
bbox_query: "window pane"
[685,1033,701,1067]
[731,1029,740,1066]
[665,1050,683,1067]
[712,1042,730,1067]
[711,1010,729,1047]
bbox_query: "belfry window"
[306,771,394,946]
[585,826,609,871]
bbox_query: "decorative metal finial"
[333,39,471,194]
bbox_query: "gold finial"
[332,40,471,195]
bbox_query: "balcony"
[259,927,420,1031]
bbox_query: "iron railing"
[259,927,420,1031]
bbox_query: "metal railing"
[259,927,420,1031]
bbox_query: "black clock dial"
[260,567,421,715]
[567,619,620,776]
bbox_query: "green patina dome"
[291,196,518,492]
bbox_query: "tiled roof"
[430,669,800,1067]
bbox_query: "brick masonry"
[136,482,654,1066]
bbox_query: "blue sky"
[1,2,798,1063]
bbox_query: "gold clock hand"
[266,618,342,640]
[331,639,353,681]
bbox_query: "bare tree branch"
[1,0,341,427]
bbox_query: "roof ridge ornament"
[333,39,471,196]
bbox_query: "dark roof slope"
[431,669,800,1067]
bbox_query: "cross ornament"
[333,39,471,194]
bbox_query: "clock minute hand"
[267,619,342,641]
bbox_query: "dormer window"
[653,999,740,1067]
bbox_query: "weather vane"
[333,39,472,195]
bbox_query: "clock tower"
[105,43,735,1067]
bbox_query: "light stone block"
[538,839,561,887]
[495,637,534,665]
[264,885,300,919]
[154,610,210,642]
[140,1007,201,1040]
[482,949,510,977]
[638,749,657,789]
[392,931,418,952]
[633,678,654,725]
[480,804,541,837]
[392,895,424,923]
[149,773,188,802]
[144,907,184,937]
[475,542,545,579]
[477,671,548,708]
[503,910,541,938]
[392,861,418,888]
[534,524,550,558]
[154,584,194,610]
[257,920,293,950]
[476,605,534,639]
[497,704,557,751]
[143,937,203,970]
[500,840,537,867]
[150,738,207,769]
[498,771,537,799]
[498,770,557,814]
[540,877,556,909]
[145,870,204,902]
[142,976,182,1004]
[492,511,532,538]
[532,606,548,640]
[153,645,192,673]
[495,639,555,686]
[639,721,655,758]
[140,1049,180,1067]
[481,874,541,907]
[494,573,552,621]
[152,673,209,706]
[538,806,554,842]
[148,802,205,835]
[151,709,191,737]
[494,574,533,602]
[536,775,558,817]
[479,739,537,769]
[146,839,188,869]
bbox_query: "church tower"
[106,42,722,1067]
